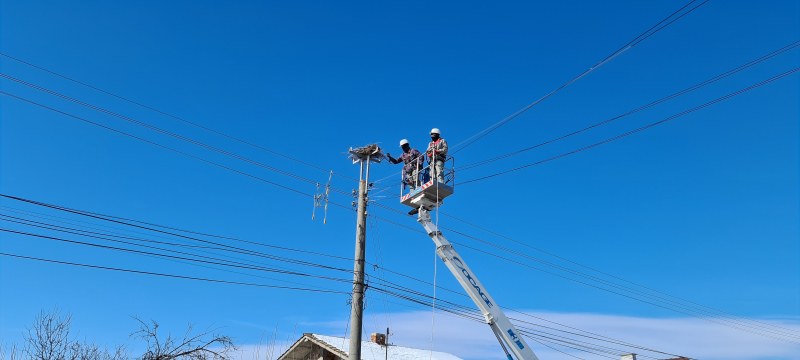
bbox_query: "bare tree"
[25,310,72,360]
[0,344,21,360]
[133,318,235,360]
[70,342,126,360]
[22,310,126,360]
[9,310,232,360]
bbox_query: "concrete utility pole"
[347,144,383,360]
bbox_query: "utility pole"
[385,327,389,360]
[347,144,383,360]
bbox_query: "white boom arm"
[417,209,540,360]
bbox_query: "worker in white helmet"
[426,128,448,183]
[386,139,423,190]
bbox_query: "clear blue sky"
[1,1,798,359]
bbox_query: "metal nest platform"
[348,144,383,163]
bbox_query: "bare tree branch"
[21,310,127,360]
[133,318,235,360]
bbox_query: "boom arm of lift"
[417,209,540,360]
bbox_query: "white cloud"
[230,311,800,360]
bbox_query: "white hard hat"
[430,128,440,135]
[399,139,409,147]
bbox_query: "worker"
[386,139,423,190]
[426,128,448,183]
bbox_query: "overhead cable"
[0,92,317,197]
[459,66,800,185]
[0,213,352,277]
[368,202,800,342]
[0,252,348,294]
[0,51,355,181]
[0,73,343,191]
[450,0,709,154]
[0,195,684,357]
[0,227,353,284]
[458,39,800,171]
[0,195,351,273]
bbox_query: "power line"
[7,94,800,344]
[363,58,800,341]
[0,203,354,262]
[0,211,347,291]
[0,72,351,195]
[6,185,798,344]
[0,205,700,358]
[370,255,686,357]
[0,194,689,358]
[0,195,352,274]
[459,66,800,185]
[458,39,800,171]
[0,215,632,356]
[0,251,348,294]
[0,73,359,202]
[445,208,800,344]
[0,51,356,182]
[0,91,318,198]
[522,331,620,359]
[367,202,800,342]
[450,0,709,154]
[368,285,675,359]
[0,213,352,277]
[0,227,353,285]
[1,220,667,359]
[368,274,682,358]
[524,335,589,360]
[370,0,710,187]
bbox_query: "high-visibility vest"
[427,139,443,158]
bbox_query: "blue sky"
[1,1,798,359]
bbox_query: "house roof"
[278,333,463,360]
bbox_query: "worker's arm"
[386,153,402,164]
[437,139,448,157]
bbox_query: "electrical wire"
[0,45,736,360]
[371,0,710,189]
[368,274,684,358]
[459,66,800,185]
[3,224,684,358]
[0,195,686,358]
[368,285,676,359]
[458,39,800,171]
[1,11,780,354]
[4,191,792,352]
[4,76,792,348]
[0,252,348,294]
[0,51,358,182]
[0,227,353,284]
[0,210,355,292]
[0,72,355,197]
[525,335,588,360]
[0,194,351,273]
[450,0,709,154]
[367,202,800,343]
[444,207,800,344]
[4,202,353,262]
[0,213,352,279]
[0,91,325,200]
[10,35,788,348]
[0,204,340,263]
